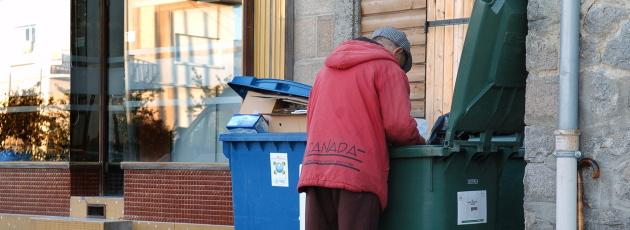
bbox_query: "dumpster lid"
[219,132,307,142]
[228,76,311,99]
[389,145,449,158]
[446,0,527,149]
[391,135,523,158]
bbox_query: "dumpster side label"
[270,153,289,187]
[457,190,487,225]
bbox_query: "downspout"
[555,0,580,229]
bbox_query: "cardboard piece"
[239,91,278,114]
[238,91,308,132]
[264,114,307,132]
[240,91,308,114]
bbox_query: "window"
[0,0,71,161]
[108,0,243,163]
[18,25,36,54]
[0,0,245,196]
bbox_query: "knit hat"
[372,27,413,72]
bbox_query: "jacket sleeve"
[375,66,426,146]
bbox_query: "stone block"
[0,214,34,230]
[133,222,176,230]
[580,70,620,118]
[524,75,558,125]
[583,208,630,230]
[31,217,132,230]
[293,58,324,85]
[527,0,559,22]
[580,121,630,159]
[612,159,630,210]
[317,15,334,57]
[70,196,125,220]
[580,38,602,67]
[527,0,560,32]
[294,0,333,17]
[524,202,555,230]
[578,124,630,210]
[132,221,234,230]
[603,20,630,70]
[333,0,361,46]
[294,16,318,61]
[583,3,627,38]
[580,71,630,129]
[526,31,559,72]
[524,163,556,202]
[524,125,555,163]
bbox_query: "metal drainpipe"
[555,0,581,229]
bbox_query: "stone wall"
[293,0,360,85]
[524,0,630,229]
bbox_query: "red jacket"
[297,39,423,209]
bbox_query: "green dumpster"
[497,148,525,230]
[379,0,527,229]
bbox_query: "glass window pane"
[0,0,71,161]
[70,0,101,162]
[110,0,242,163]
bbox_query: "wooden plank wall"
[361,0,427,117]
[426,0,473,128]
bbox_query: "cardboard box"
[240,91,307,114]
[239,91,278,114]
[264,114,306,132]
[238,91,308,132]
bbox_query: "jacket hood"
[324,40,399,70]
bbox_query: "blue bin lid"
[219,132,307,142]
[228,76,311,99]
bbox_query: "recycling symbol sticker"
[270,153,289,187]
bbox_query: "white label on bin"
[270,153,289,187]
[457,190,487,225]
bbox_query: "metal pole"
[556,0,580,229]
[559,0,580,130]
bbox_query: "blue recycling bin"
[220,133,307,230]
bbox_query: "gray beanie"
[372,27,413,72]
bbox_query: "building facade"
[0,0,241,228]
[0,0,628,229]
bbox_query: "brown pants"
[305,187,381,230]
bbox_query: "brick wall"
[124,167,233,225]
[0,167,71,216]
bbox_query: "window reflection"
[108,0,242,163]
[0,0,242,164]
[70,0,102,162]
[0,0,71,161]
